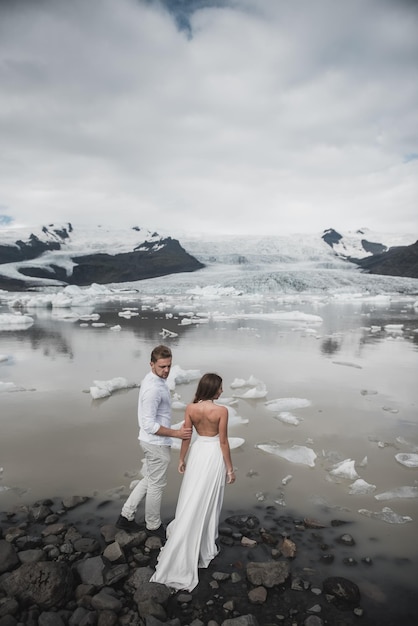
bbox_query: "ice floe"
[329,459,360,480]
[0,313,34,330]
[358,506,413,524]
[265,398,311,412]
[395,453,418,468]
[89,377,138,399]
[256,442,317,467]
[374,486,418,500]
[274,412,303,426]
[167,365,201,390]
[349,479,377,495]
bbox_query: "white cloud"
[0,0,417,236]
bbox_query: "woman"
[150,373,236,592]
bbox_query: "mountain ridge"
[0,223,417,290]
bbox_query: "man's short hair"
[151,345,172,363]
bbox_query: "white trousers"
[121,441,171,530]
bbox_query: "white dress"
[150,433,226,592]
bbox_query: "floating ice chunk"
[330,459,360,480]
[282,474,293,485]
[382,406,399,414]
[358,506,412,524]
[274,412,302,426]
[0,381,27,393]
[395,453,418,468]
[375,486,418,500]
[79,314,100,321]
[91,322,106,328]
[215,397,238,406]
[90,377,137,399]
[118,310,139,318]
[230,378,247,389]
[349,479,376,495]
[234,383,268,399]
[265,398,311,412]
[160,328,179,338]
[0,313,34,330]
[230,375,262,389]
[256,443,317,467]
[358,456,368,467]
[225,405,249,426]
[167,365,201,390]
[384,324,404,332]
[110,325,122,331]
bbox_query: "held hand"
[178,461,186,474]
[178,424,192,440]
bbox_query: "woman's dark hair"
[193,373,222,403]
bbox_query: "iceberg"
[358,506,413,524]
[374,486,418,500]
[274,412,302,426]
[89,377,137,399]
[329,459,360,479]
[265,397,311,411]
[395,453,418,468]
[256,442,317,467]
[0,313,34,330]
[349,479,376,495]
[233,383,268,399]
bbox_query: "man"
[116,345,192,538]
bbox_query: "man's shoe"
[146,524,166,540]
[115,515,143,533]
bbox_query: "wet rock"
[0,561,74,609]
[224,515,260,530]
[221,616,260,626]
[248,586,267,604]
[246,561,290,587]
[76,555,106,586]
[62,496,90,509]
[0,540,19,573]
[337,533,355,546]
[322,576,360,608]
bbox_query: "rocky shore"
[0,495,416,626]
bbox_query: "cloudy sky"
[0,0,417,237]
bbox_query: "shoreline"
[1,494,416,625]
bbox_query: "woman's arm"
[218,407,235,484]
[178,406,193,473]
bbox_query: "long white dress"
[150,433,226,592]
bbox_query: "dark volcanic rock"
[0,227,204,289]
[70,238,204,286]
[353,240,418,278]
[0,561,74,609]
[0,495,416,624]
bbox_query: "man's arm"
[155,423,192,440]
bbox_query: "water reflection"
[320,337,341,355]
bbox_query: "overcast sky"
[0,0,417,237]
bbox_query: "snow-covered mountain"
[0,223,417,294]
[0,223,203,290]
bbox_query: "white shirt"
[138,370,172,446]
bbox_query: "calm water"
[1,291,418,607]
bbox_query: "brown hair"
[150,345,172,363]
[193,373,222,403]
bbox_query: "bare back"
[185,400,228,437]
